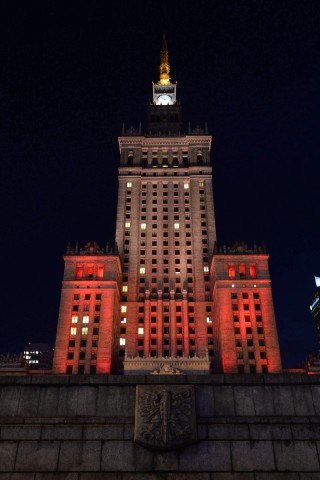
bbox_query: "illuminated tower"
[52,242,121,374]
[53,36,282,375]
[117,36,216,373]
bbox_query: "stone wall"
[1,374,320,478]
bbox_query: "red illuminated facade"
[53,38,282,374]
[52,242,121,374]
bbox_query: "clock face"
[157,94,172,105]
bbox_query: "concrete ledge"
[0,373,320,386]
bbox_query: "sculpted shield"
[134,385,197,450]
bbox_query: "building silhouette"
[52,36,281,375]
[310,276,320,356]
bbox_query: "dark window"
[260,352,267,359]
[78,365,85,374]
[69,340,75,348]
[67,352,74,360]
[66,366,73,374]
[79,351,86,360]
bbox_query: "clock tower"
[147,34,182,135]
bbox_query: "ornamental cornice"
[118,135,212,152]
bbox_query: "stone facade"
[1,374,320,477]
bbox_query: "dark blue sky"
[2,0,320,367]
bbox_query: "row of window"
[120,316,212,324]
[236,351,267,360]
[70,315,100,324]
[231,292,260,300]
[229,264,257,279]
[121,305,212,314]
[234,326,264,335]
[126,181,205,189]
[67,351,97,360]
[75,266,104,280]
[70,327,99,336]
[121,338,214,346]
[72,305,101,312]
[69,339,98,348]
[122,170,207,178]
[73,293,102,300]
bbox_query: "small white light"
[231,284,235,288]
[254,284,257,288]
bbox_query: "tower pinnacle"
[158,33,170,85]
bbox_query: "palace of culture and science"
[52,37,282,376]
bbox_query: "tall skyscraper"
[53,37,282,375]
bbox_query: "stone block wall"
[1,374,320,478]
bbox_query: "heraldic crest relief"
[134,385,197,450]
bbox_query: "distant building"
[0,353,26,375]
[310,276,320,356]
[23,343,54,370]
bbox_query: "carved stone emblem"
[134,385,197,450]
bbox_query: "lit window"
[82,327,88,335]
[228,264,235,279]
[174,223,179,229]
[83,315,89,323]
[127,182,132,188]
[141,223,146,230]
[97,266,104,279]
[70,327,77,335]
[122,285,128,292]
[250,264,257,277]
[140,267,145,274]
[120,338,126,346]
[121,305,127,313]
[121,317,127,324]
[71,316,78,324]
[184,183,189,189]
[199,181,204,187]
[203,266,209,272]
[138,327,144,335]
[125,222,131,228]
[206,317,212,323]
[239,264,246,278]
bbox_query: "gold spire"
[158,33,170,85]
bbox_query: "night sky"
[2,1,320,368]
